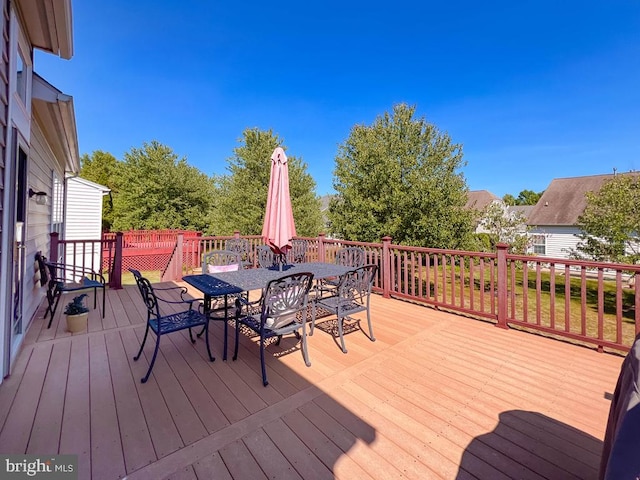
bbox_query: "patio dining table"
[183,262,353,359]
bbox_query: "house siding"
[65,177,106,269]
[22,120,65,332]
[528,226,582,259]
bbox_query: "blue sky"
[35,1,640,198]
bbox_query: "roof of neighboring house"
[527,173,639,226]
[67,176,110,194]
[465,190,501,210]
[507,205,535,220]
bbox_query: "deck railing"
[50,231,640,353]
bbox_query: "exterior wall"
[0,0,8,379]
[65,177,105,268]
[528,225,582,259]
[22,121,65,331]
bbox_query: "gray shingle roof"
[527,173,639,226]
[465,190,500,211]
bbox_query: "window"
[51,174,63,235]
[531,235,546,255]
[16,50,26,104]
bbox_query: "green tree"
[573,174,640,263]
[329,103,474,248]
[516,189,543,205]
[80,150,120,231]
[209,128,323,237]
[111,141,215,231]
[502,194,517,206]
[479,202,531,253]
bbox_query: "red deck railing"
[49,230,640,353]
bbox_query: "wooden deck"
[0,281,624,480]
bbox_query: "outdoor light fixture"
[28,188,48,205]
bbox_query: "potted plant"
[64,294,89,333]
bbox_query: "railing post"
[318,233,326,263]
[110,232,123,289]
[50,231,60,262]
[176,233,184,280]
[496,243,509,329]
[382,236,392,299]
[234,230,240,240]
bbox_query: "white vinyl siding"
[528,226,583,259]
[64,177,108,271]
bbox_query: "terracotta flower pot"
[66,312,88,333]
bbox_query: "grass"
[405,263,637,350]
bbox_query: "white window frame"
[531,234,546,255]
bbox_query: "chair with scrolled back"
[129,268,213,383]
[233,271,314,386]
[287,239,308,264]
[255,245,276,269]
[224,238,252,268]
[312,264,377,353]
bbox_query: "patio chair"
[287,239,308,264]
[334,246,366,267]
[35,251,106,328]
[202,249,242,274]
[233,271,314,386]
[129,268,213,383]
[318,246,367,298]
[312,264,377,353]
[224,238,252,268]
[256,245,276,269]
[201,249,244,358]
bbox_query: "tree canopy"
[329,103,474,248]
[208,128,323,237]
[573,173,640,263]
[502,189,543,206]
[110,141,215,231]
[80,150,119,231]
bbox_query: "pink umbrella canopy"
[262,147,297,257]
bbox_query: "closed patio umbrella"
[262,147,296,269]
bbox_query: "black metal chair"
[224,238,252,268]
[233,271,314,386]
[256,245,276,268]
[35,251,106,328]
[200,249,244,359]
[130,268,214,383]
[287,239,308,264]
[318,246,367,298]
[312,264,377,353]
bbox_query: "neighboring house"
[65,176,110,270]
[526,174,631,259]
[465,190,503,234]
[0,0,76,380]
[319,194,333,237]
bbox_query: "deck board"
[0,284,625,479]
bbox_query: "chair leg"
[188,328,195,343]
[222,319,228,361]
[134,323,151,361]
[301,327,311,367]
[310,302,316,335]
[48,292,63,328]
[338,315,348,353]
[260,337,268,386]
[141,333,161,383]
[366,307,376,342]
[232,317,240,361]
[101,287,106,318]
[204,321,215,362]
